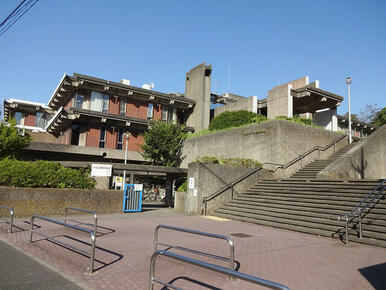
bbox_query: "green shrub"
[275,116,314,126]
[177,180,187,192]
[196,156,261,168]
[209,110,267,131]
[0,159,95,189]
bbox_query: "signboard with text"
[91,164,112,177]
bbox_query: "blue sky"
[0,0,385,116]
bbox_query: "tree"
[140,120,187,167]
[342,112,359,121]
[0,119,31,159]
[358,104,381,123]
[372,107,386,127]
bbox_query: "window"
[161,106,177,123]
[102,94,109,113]
[119,98,126,116]
[117,128,124,150]
[90,91,109,112]
[75,93,84,109]
[162,105,168,121]
[14,112,23,125]
[99,126,106,148]
[147,103,154,120]
[35,112,43,128]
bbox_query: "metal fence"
[149,250,290,290]
[0,204,14,233]
[154,224,234,274]
[29,215,96,274]
[64,206,98,235]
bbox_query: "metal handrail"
[30,215,96,274]
[64,206,98,235]
[338,179,385,246]
[154,224,234,274]
[202,134,348,215]
[0,204,14,233]
[149,250,290,290]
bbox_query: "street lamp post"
[345,77,352,143]
[122,132,131,189]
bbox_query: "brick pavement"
[1,208,385,289]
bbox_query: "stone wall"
[318,125,386,180]
[182,120,347,177]
[0,187,123,218]
[185,162,273,215]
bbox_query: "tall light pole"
[345,77,352,143]
[122,132,131,189]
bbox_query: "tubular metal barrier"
[154,224,234,274]
[149,250,290,290]
[0,204,14,233]
[64,206,98,235]
[30,215,96,274]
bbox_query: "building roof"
[48,73,196,111]
[3,98,53,121]
[291,85,344,114]
[337,115,377,129]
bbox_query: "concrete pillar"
[185,63,212,131]
[164,175,174,208]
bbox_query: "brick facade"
[24,112,36,127]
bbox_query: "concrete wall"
[315,107,338,131]
[185,162,273,215]
[0,187,123,218]
[182,120,348,177]
[318,125,386,180]
[267,76,309,119]
[214,96,256,117]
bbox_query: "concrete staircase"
[212,179,386,247]
[290,142,358,179]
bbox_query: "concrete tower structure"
[185,63,212,131]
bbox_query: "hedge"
[0,159,96,189]
[209,110,267,131]
[196,156,262,168]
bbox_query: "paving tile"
[1,208,385,289]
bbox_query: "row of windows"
[14,111,53,129]
[75,91,178,123]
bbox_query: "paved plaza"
[1,207,385,290]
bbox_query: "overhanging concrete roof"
[59,161,187,175]
[24,142,143,161]
[291,85,344,114]
[48,73,196,111]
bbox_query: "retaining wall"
[185,162,273,215]
[319,125,386,180]
[182,120,347,177]
[0,187,122,218]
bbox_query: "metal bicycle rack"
[149,250,290,290]
[0,204,14,233]
[29,214,96,274]
[154,224,235,275]
[64,206,98,235]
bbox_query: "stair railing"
[202,134,348,215]
[338,179,385,246]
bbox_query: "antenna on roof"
[227,60,231,98]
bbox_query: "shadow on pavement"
[163,276,222,290]
[359,262,386,289]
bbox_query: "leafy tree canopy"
[0,119,31,159]
[140,120,187,167]
[372,107,386,127]
[342,112,359,121]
